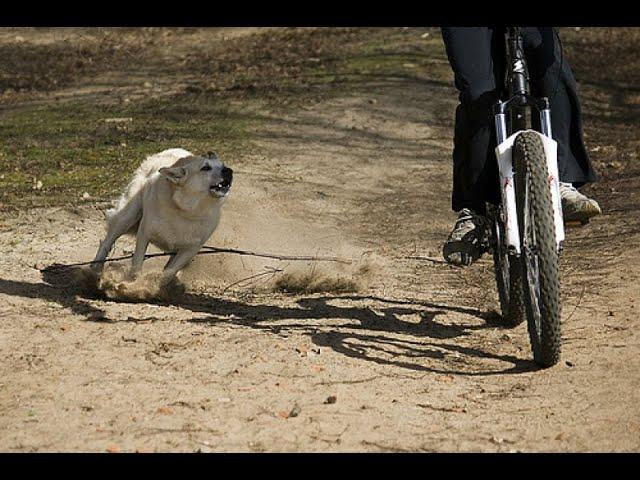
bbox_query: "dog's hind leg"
[91,198,142,274]
[161,246,200,286]
[129,228,150,280]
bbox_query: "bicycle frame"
[492,27,564,254]
[494,27,553,142]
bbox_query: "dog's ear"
[206,151,218,159]
[159,166,188,184]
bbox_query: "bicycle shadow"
[0,264,540,376]
[178,292,538,376]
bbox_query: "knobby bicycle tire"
[513,131,562,367]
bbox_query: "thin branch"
[315,375,381,386]
[417,403,467,413]
[403,255,449,265]
[135,427,221,437]
[42,245,352,272]
[200,246,352,264]
[221,267,284,293]
[564,284,588,323]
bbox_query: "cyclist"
[440,27,601,266]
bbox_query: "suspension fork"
[493,27,553,253]
[494,98,553,143]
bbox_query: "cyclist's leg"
[441,27,503,264]
[522,27,601,222]
[441,27,503,216]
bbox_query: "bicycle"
[487,27,565,368]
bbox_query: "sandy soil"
[0,27,639,452]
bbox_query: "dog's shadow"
[0,264,539,375]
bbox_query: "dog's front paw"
[125,270,140,283]
[158,275,186,302]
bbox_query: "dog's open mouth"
[210,181,231,197]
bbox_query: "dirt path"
[1,27,639,452]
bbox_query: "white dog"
[92,148,233,285]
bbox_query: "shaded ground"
[0,27,639,452]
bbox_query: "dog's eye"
[201,165,212,171]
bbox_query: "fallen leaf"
[106,444,121,453]
[156,406,173,415]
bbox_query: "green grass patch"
[0,27,451,210]
[0,94,253,210]
[291,29,452,104]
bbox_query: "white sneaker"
[559,182,602,224]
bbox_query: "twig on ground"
[201,246,352,264]
[417,403,467,413]
[41,246,352,272]
[135,427,221,437]
[403,255,449,265]
[221,266,284,293]
[565,284,587,323]
[316,376,381,386]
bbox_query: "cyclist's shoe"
[443,208,490,266]
[559,182,602,225]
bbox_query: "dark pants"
[441,27,597,214]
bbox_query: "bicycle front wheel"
[513,131,562,367]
